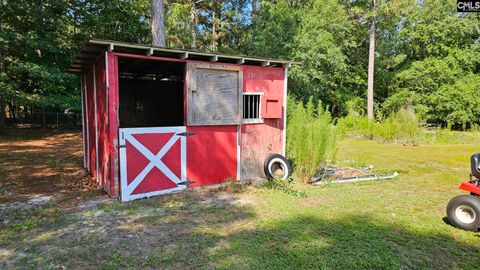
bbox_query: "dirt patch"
[0,195,52,212]
[0,129,99,205]
[309,166,372,183]
[297,197,328,206]
[330,167,369,179]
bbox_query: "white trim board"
[282,68,288,156]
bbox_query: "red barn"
[69,40,297,201]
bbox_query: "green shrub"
[393,107,421,145]
[337,107,421,144]
[337,107,480,145]
[287,96,337,182]
[336,112,374,139]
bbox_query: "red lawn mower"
[446,153,480,231]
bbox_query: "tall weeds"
[287,97,337,182]
[337,107,421,145]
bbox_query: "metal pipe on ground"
[312,172,398,185]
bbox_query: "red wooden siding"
[240,66,285,180]
[186,125,237,187]
[83,55,115,196]
[107,52,119,197]
[94,56,109,190]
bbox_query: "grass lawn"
[1,131,479,269]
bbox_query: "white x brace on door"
[119,127,187,201]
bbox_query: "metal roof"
[68,39,300,73]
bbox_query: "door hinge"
[116,144,126,148]
[177,180,196,186]
[176,132,195,137]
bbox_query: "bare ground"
[0,129,98,205]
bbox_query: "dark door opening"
[118,57,185,128]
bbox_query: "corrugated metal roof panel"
[68,39,300,73]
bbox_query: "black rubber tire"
[446,195,480,231]
[264,154,292,180]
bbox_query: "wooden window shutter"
[187,63,242,126]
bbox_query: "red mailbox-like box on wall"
[262,96,282,119]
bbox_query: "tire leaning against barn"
[446,194,480,231]
[264,154,292,180]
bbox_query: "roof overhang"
[68,39,301,73]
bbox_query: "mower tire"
[446,195,480,231]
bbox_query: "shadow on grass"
[190,214,480,269]
[2,191,480,269]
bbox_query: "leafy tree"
[0,0,79,129]
[165,1,191,48]
[246,0,305,59]
[75,0,151,44]
[385,0,480,128]
[429,75,480,129]
[289,0,358,115]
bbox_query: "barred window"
[243,93,262,122]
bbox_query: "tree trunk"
[0,95,6,134]
[41,106,47,129]
[211,9,217,51]
[252,0,258,19]
[0,0,6,134]
[189,0,198,49]
[9,102,16,121]
[73,6,77,35]
[367,0,376,120]
[151,0,166,47]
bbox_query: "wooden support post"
[84,74,90,171]
[93,65,100,182]
[80,76,86,167]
